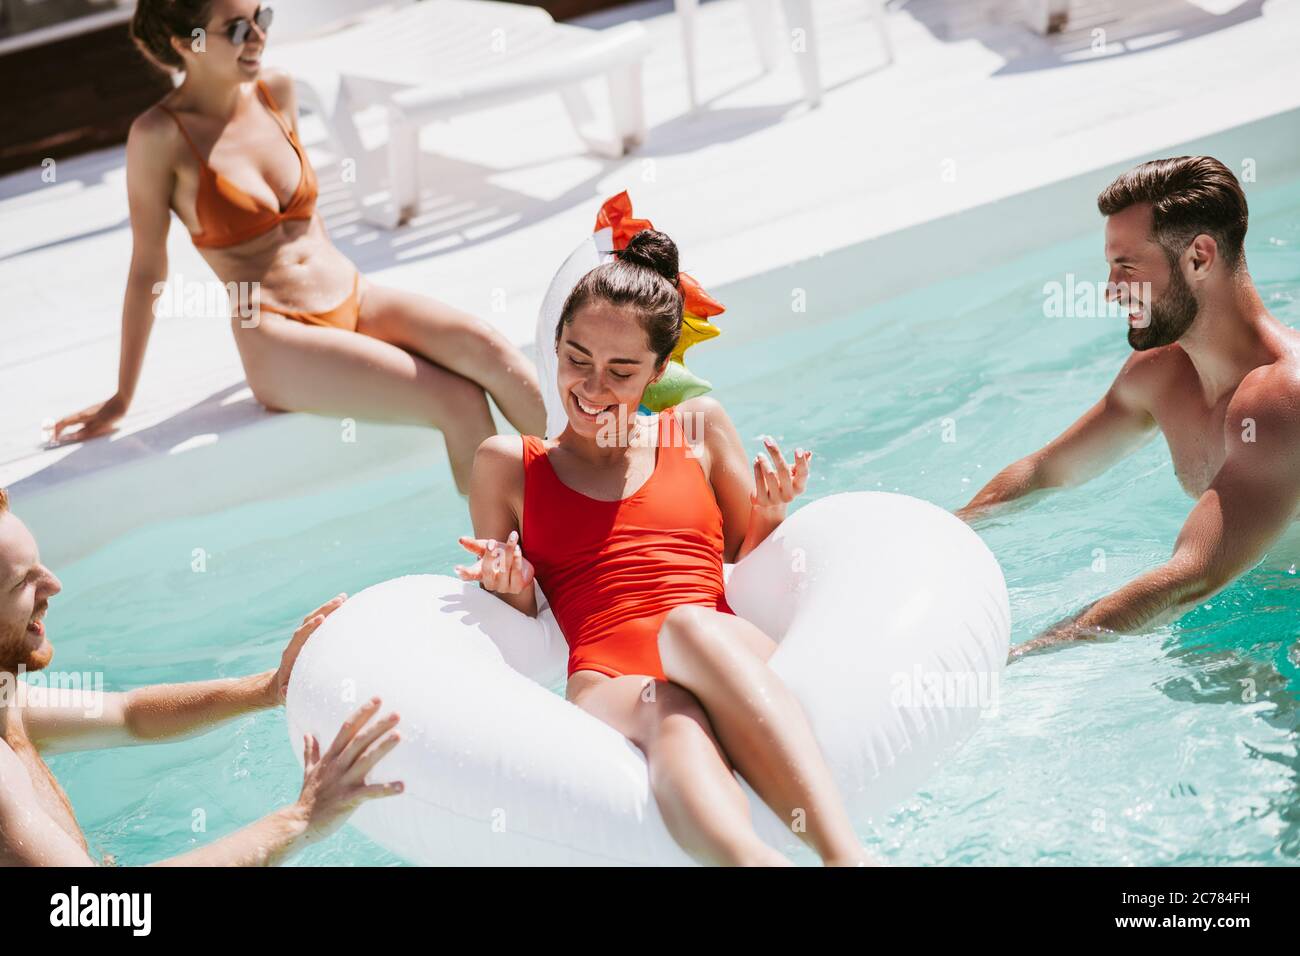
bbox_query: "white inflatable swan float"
[286,204,1011,866]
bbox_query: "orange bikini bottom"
[260,272,361,332]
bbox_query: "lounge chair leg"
[608,61,646,153]
[560,75,642,159]
[676,0,702,109]
[559,84,604,155]
[744,0,781,75]
[385,111,421,226]
[781,0,823,108]
[305,77,402,229]
[1022,0,1069,34]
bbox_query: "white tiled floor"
[3,0,1298,490]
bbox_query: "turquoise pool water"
[43,177,1300,866]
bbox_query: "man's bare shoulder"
[1230,355,1300,440]
[0,733,91,866]
[0,739,31,862]
[1114,343,1190,393]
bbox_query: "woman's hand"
[50,393,129,445]
[270,594,348,706]
[294,698,403,845]
[455,530,535,594]
[752,436,812,517]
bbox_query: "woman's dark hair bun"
[557,228,685,365]
[619,230,679,283]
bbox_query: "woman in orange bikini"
[51,0,545,492]
[455,230,870,866]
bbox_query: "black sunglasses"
[227,6,274,45]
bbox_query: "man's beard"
[0,621,53,674]
[1129,264,1199,351]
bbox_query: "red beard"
[1,623,53,674]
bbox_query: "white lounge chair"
[267,0,650,228]
[676,0,894,109]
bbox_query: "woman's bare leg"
[233,314,494,493]
[657,605,869,865]
[356,283,546,437]
[567,672,790,866]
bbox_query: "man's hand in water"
[50,393,129,445]
[269,594,348,705]
[292,698,404,847]
[1008,604,1116,661]
[153,699,404,865]
[456,530,535,595]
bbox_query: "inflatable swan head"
[534,192,725,439]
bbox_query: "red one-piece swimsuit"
[521,405,736,681]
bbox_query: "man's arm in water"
[0,699,401,866]
[0,737,306,866]
[21,596,345,755]
[1015,377,1300,658]
[956,355,1158,522]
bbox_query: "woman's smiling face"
[556,301,666,440]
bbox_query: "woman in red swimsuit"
[51,0,544,492]
[457,230,869,866]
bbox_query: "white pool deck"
[3,0,1300,508]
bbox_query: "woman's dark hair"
[556,230,683,366]
[131,0,214,72]
[1097,156,1249,271]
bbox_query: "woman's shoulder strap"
[155,100,203,161]
[255,78,297,137]
[656,406,684,457]
[519,434,549,471]
[255,78,282,112]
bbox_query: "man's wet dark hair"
[1097,156,1249,271]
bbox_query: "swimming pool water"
[44,175,1300,866]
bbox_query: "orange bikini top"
[159,80,317,249]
